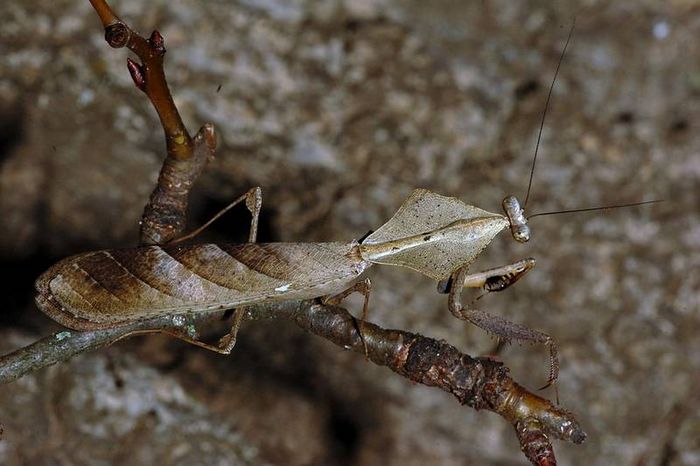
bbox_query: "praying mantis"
[36,185,558,382]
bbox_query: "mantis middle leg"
[446,264,559,390]
[323,278,372,358]
[167,186,262,245]
[162,187,263,354]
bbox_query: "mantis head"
[502,195,530,243]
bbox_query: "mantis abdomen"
[35,242,370,330]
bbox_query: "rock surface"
[1,1,698,465]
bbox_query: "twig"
[0,309,223,385]
[139,124,215,245]
[0,301,584,465]
[288,304,586,464]
[89,0,214,245]
[89,0,192,160]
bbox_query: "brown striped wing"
[35,242,369,330]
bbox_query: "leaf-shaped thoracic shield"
[361,189,508,280]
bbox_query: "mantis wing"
[361,189,508,280]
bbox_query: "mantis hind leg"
[120,308,245,354]
[446,265,559,392]
[160,308,245,354]
[163,187,263,352]
[167,186,263,246]
[323,278,372,358]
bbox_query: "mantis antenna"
[523,19,576,208]
[501,19,576,243]
[528,199,664,219]
[518,18,664,222]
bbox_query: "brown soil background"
[1,1,698,465]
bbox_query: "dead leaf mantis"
[34,21,660,392]
[34,187,539,358]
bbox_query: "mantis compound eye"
[502,195,530,243]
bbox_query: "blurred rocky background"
[0,0,698,465]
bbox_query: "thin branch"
[139,124,216,245]
[88,0,118,26]
[287,304,586,461]
[90,0,192,161]
[1,316,208,384]
[0,301,584,465]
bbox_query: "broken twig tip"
[200,124,217,151]
[569,425,587,444]
[104,22,130,48]
[515,418,557,466]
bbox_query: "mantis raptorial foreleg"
[446,265,559,390]
[323,278,372,357]
[436,258,536,295]
[160,187,264,353]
